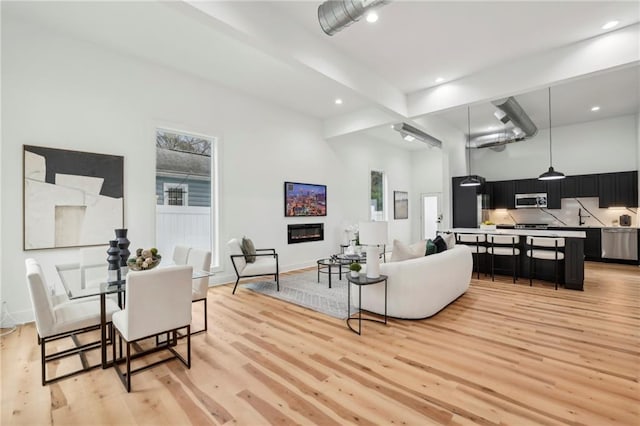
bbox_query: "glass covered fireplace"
[287,223,324,244]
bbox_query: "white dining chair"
[25,258,120,385]
[187,248,212,333]
[111,265,192,392]
[172,245,191,265]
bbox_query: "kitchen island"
[443,228,585,290]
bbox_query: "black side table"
[346,274,388,335]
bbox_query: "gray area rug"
[243,270,356,319]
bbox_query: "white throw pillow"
[441,232,456,249]
[390,239,426,262]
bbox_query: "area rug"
[243,270,356,319]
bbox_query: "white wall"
[471,114,638,181]
[1,16,427,322]
[329,134,414,245]
[409,149,444,239]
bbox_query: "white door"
[421,193,442,240]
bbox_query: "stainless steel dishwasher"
[601,228,638,261]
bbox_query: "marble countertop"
[444,228,587,238]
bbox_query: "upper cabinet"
[598,171,638,208]
[560,174,598,199]
[491,180,515,209]
[514,178,546,194]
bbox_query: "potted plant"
[349,262,362,278]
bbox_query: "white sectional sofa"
[353,244,473,319]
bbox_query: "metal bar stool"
[526,236,565,290]
[487,235,520,283]
[456,233,487,279]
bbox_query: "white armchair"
[25,258,120,385]
[187,248,212,333]
[228,238,279,294]
[111,265,192,392]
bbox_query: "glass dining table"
[56,262,214,368]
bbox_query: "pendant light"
[460,106,482,187]
[538,87,565,181]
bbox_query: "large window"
[155,129,219,268]
[370,170,387,221]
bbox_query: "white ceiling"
[3,1,639,148]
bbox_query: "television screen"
[284,182,327,217]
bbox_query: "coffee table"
[317,257,351,288]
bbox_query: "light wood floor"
[2,261,639,425]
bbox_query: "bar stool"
[526,236,565,290]
[456,233,487,279]
[487,235,520,283]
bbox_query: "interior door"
[421,193,442,240]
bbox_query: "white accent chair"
[172,245,191,266]
[456,233,487,279]
[25,258,120,385]
[487,235,521,283]
[227,238,279,294]
[187,248,212,333]
[526,236,565,290]
[111,265,192,392]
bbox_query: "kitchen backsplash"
[486,197,638,227]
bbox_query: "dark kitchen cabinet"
[584,229,601,261]
[515,178,546,194]
[561,174,598,199]
[598,171,638,208]
[577,174,599,197]
[545,180,562,209]
[491,180,515,209]
[452,177,479,228]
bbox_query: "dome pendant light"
[460,106,482,187]
[538,87,565,181]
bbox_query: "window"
[370,170,387,221]
[163,183,188,206]
[155,129,220,268]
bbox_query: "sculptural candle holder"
[107,240,121,281]
[115,228,130,268]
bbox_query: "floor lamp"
[358,221,388,279]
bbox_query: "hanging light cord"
[467,106,471,175]
[548,87,553,167]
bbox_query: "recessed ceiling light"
[366,11,378,23]
[591,106,600,112]
[601,20,619,30]
[435,77,445,83]
[334,98,343,105]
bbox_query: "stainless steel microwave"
[515,193,547,208]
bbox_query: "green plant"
[349,262,362,272]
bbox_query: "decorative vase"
[115,228,130,267]
[350,270,360,278]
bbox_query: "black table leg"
[100,293,107,368]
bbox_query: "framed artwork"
[284,181,327,217]
[394,191,408,220]
[23,145,124,250]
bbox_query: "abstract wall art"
[23,145,124,250]
[394,190,408,220]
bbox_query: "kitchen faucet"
[578,208,590,226]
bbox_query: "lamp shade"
[358,221,388,246]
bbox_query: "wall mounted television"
[284,182,327,217]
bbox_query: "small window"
[163,183,188,206]
[370,170,386,221]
